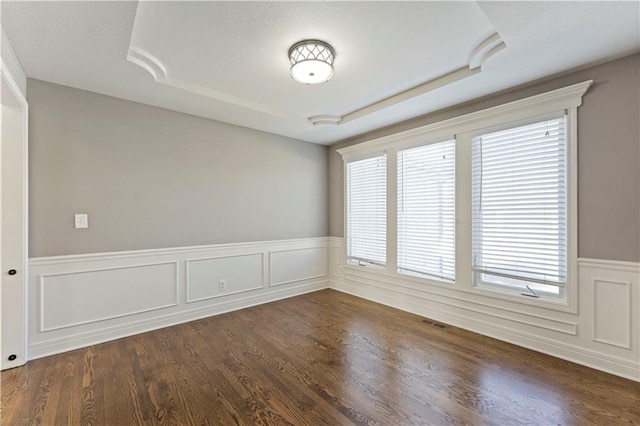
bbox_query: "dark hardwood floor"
[1,289,639,425]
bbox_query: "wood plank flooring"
[1,289,639,425]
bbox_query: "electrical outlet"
[74,213,88,229]
[219,279,227,291]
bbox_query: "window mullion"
[386,149,398,274]
[456,133,473,287]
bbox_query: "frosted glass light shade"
[288,40,335,85]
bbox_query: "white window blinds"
[472,117,567,288]
[398,141,455,281]
[346,155,387,266]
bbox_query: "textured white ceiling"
[2,1,639,145]
[131,2,494,115]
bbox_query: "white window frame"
[397,139,456,283]
[344,152,388,269]
[467,111,569,299]
[338,80,591,313]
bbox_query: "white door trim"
[1,31,29,369]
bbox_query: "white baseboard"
[328,237,640,382]
[28,237,330,359]
[332,280,638,381]
[29,280,326,360]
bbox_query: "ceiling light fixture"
[288,40,335,85]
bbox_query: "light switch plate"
[75,214,88,229]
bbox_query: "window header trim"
[337,80,592,161]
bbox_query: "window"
[398,141,455,281]
[338,81,588,308]
[346,155,386,266]
[472,117,567,296]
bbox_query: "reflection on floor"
[2,289,639,425]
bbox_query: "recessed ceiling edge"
[309,33,507,126]
[127,24,506,130]
[126,45,300,120]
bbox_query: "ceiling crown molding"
[128,10,507,132]
[310,32,506,127]
[309,115,342,126]
[128,34,507,130]
[127,46,167,81]
[126,46,300,120]
[1,26,27,96]
[337,66,481,126]
[469,33,506,70]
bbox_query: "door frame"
[1,55,29,369]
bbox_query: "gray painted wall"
[28,79,328,257]
[329,54,640,263]
[28,54,640,262]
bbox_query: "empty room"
[1,1,639,424]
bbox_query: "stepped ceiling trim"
[4,1,637,144]
[128,33,506,127]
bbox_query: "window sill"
[470,283,571,313]
[344,262,387,272]
[341,263,577,314]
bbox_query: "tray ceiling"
[2,1,639,145]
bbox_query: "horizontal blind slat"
[347,155,387,266]
[398,140,455,281]
[472,118,567,288]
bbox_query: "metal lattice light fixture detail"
[288,40,335,85]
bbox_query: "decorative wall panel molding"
[40,262,179,332]
[579,257,638,353]
[28,237,329,360]
[269,246,327,287]
[342,269,578,335]
[593,279,632,349]
[186,253,264,303]
[328,237,344,280]
[328,238,640,381]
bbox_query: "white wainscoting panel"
[329,237,344,280]
[593,279,632,349]
[28,238,329,359]
[328,238,640,382]
[186,253,264,303]
[578,258,638,357]
[40,262,178,332]
[269,246,327,287]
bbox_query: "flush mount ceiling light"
[288,40,335,85]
